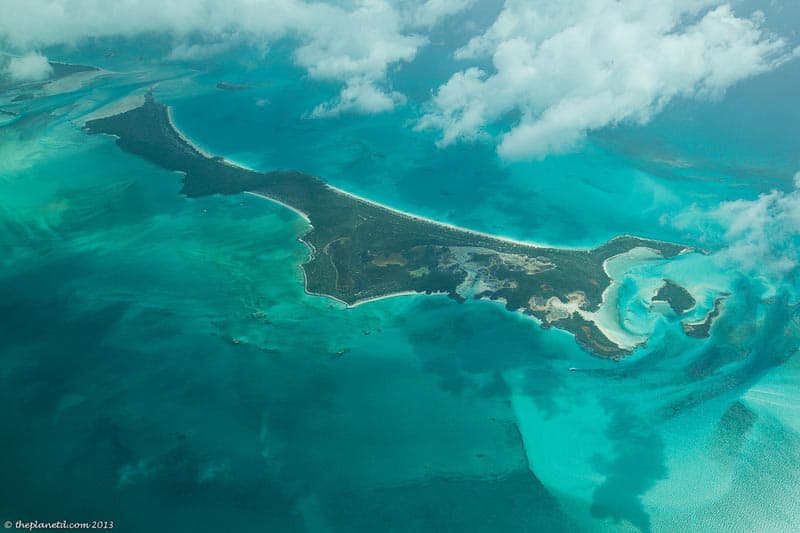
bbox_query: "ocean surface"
[2,38,799,532]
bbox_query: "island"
[84,93,694,359]
[216,81,253,91]
[682,295,727,338]
[653,279,696,314]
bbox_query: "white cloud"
[167,41,234,62]
[311,80,407,118]
[673,177,800,279]
[411,0,476,28]
[4,51,53,81]
[289,0,424,116]
[418,0,796,159]
[0,0,471,116]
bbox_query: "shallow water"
[1,41,799,532]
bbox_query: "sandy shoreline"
[167,107,219,160]
[166,104,689,255]
[326,184,562,250]
[163,108,592,251]
[347,291,425,308]
[583,247,666,351]
[82,93,146,123]
[244,191,311,224]
[244,192,423,308]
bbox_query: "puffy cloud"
[3,51,53,81]
[411,0,476,28]
[418,1,796,159]
[311,80,407,118]
[289,0,424,116]
[0,0,471,115]
[673,177,800,280]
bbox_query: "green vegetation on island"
[682,295,728,338]
[84,94,692,359]
[216,81,253,91]
[653,279,696,314]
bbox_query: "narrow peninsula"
[84,93,693,359]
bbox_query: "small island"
[653,279,696,315]
[84,93,694,359]
[216,81,253,91]
[683,295,727,338]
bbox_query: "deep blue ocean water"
[1,38,799,532]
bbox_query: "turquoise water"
[2,41,799,532]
